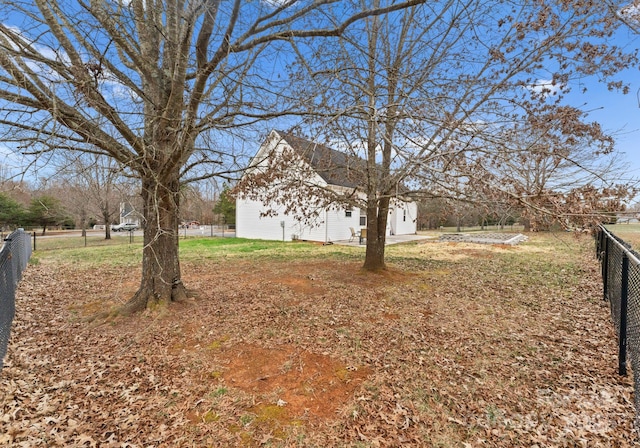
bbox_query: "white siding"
[390,200,417,235]
[235,198,293,241]
[236,198,362,243]
[325,207,362,242]
[238,196,416,242]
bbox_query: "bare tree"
[255,0,637,270]
[179,183,216,227]
[0,0,425,312]
[55,153,130,239]
[463,122,636,231]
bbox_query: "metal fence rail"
[0,229,32,370]
[596,225,640,424]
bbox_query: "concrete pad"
[438,233,528,245]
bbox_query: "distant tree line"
[417,194,621,232]
[0,193,72,235]
[0,174,233,236]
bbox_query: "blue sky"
[584,79,640,176]
[563,20,640,180]
[568,69,640,178]
[1,1,639,188]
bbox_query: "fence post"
[619,253,629,376]
[597,228,603,256]
[602,236,609,301]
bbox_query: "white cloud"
[262,0,293,8]
[526,79,563,97]
[619,2,640,22]
[0,22,71,82]
[105,79,139,102]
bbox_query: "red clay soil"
[220,344,370,423]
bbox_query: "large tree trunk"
[363,196,390,271]
[121,174,187,314]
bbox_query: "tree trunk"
[102,208,111,239]
[80,207,87,237]
[102,202,112,239]
[363,196,390,271]
[121,174,187,314]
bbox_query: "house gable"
[243,130,329,190]
[274,131,366,189]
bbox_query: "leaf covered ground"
[0,233,637,447]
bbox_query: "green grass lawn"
[31,235,363,267]
[29,227,586,269]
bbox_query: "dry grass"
[1,232,636,447]
[605,224,640,251]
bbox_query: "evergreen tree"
[213,186,236,226]
[0,193,24,230]
[27,195,66,235]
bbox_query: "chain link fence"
[596,225,640,424]
[0,229,32,370]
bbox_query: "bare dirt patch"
[1,236,637,447]
[220,344,369,424]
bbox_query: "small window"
[403,209,407,222]
[345,210,352,217]
[360,216,366,226]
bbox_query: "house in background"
[235,130,417,243]
[118,201,142,227]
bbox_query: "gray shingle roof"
[276,131,366,189]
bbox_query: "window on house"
[345,210,352,217]
[360,216,366,226]
[403,209,407,222]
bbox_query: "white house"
[236,130,417,243]
[118,201,142,227]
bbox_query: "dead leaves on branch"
[1,234,638,446]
